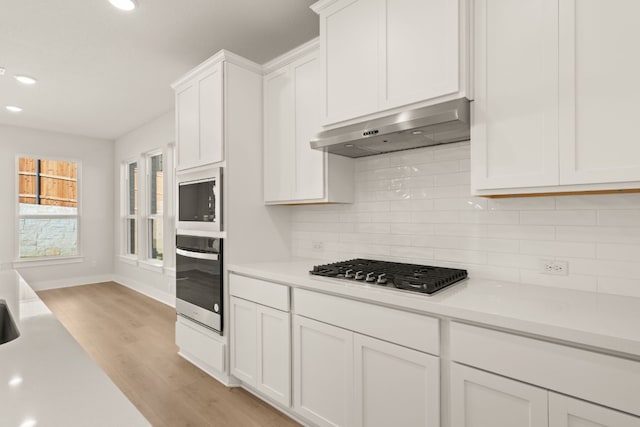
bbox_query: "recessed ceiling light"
[8,375,23,387]
[411,130,423,135]
[6,105,23,113]
[14,75,37,85]
[109,0,137,11]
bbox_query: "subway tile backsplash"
[291,142,640,298]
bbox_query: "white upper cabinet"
[173,61,224,172]
[293,54,326,201]
[381,0,461,110]
[472,0,640,195]
[471,0,559,191]
[321,0,379,124]
[263,40,354,205]
[264,68,295,202]
[558,0,640,185]
[312,0,470,127]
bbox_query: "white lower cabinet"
[354,334,440,427]
[293,314,440,427]
[451,356,640,427]
[230,297,258,384]
[256,304,291,406]
[549,393,640,427]
[293,315,354,427]
[230,296,291,407]
[451,363,549,427]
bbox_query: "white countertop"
[0,270,149,427]
[228,259,640,358]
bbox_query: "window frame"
[122,158,139,259]
[145,149,164,264]
[14,155,83,265]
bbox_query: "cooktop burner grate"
[310,258,467,295]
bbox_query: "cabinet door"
[380,0,460,110]
[549,393,640,427]
[559,0,640,185]
[230,297,257,385]
[320,0,379,125]
[354,334,439,427]
[293,315,353,427]
[264,67,295,202]
[198,62,224,165]
[256,305,291,407]
[292,52,325,201]
[471,0,559,190]
[176,84,199,171]
[450,363,548,427]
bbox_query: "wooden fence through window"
[18,158,78,208]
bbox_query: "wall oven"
[176,168,222,236]
[176,235,223,333]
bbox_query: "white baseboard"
[28,274,115,291]
[113,274,175,307]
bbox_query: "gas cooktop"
[310,258,467,295]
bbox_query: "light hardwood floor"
[38,282,300,427]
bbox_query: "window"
[17,157,80,258]
[125,161,138,256]
[147,152,163,261]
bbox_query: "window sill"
[118,255,138,266]
[13,256,85,269]
[139,259,164,274]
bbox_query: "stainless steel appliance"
[176,168,222,236]
[176,235,223,333]
[310,259,467,295]
[310,98,471,158]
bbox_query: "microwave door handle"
[176,248,219,261]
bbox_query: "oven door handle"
[176,248,219,261]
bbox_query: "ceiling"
[0,0,319,140]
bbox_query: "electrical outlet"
[541,259,569,276]
[312,241,324,252]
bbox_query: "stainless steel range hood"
[310,98,471,158]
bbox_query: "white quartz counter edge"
[0,270,149,427]
[228,259,640,359]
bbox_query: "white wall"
[113,110,176,306]
[291,141,640,298]
[0,124,114,289]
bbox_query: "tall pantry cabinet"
[171,51,291,382]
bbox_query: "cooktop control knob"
[355,271,365,280]
[345,269,354,278]
[377,273,387,284]
[365,272,376,282]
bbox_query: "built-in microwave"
[176,168,222,236]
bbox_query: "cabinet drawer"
[229,274,289,311]
[176,317,225,373]
[450,322,640,416]
[293,288,439,355]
